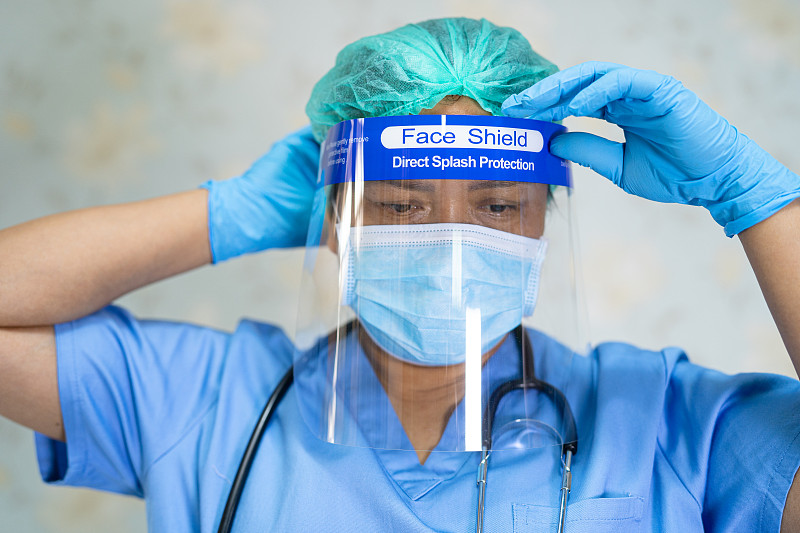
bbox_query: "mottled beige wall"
[2,0,799,530]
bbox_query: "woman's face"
[329,96,549,244]
[322,96,547,374]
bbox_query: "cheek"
[359,200,384,226]
[522,198,548,238]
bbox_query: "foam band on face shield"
[320,115,571,187]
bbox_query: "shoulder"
[530,329,686,389]
[227,318,296,368]
[586,339,800,407]
[56,305,297,388]
[63,305,294,350]
[592,340,686,379]
[58,305,231,349]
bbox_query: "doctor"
[1,17,800,532]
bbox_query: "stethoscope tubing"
[217,366,294,533]
[475,327,577,533]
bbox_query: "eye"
[480,202,518,215]
[386,203,413,213]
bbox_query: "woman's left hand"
[502,61,800,236]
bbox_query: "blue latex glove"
[200,126,320,262]
[502,62,800,236]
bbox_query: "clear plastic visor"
[294,115,581,454]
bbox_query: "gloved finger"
[502,61,617,117]
[518,104,606,122]
[550,132,624,186]
[502,61,625,118]
[567,68,675,119]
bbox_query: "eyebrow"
[467,180,519,191]
[376,180,437,192]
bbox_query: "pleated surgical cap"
[306,17,558,143]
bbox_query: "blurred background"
[2,0,799,530]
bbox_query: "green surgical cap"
[306,17,558,143]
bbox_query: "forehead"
[419,96,491,116]
[363,179,545,195]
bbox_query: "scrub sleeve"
[35,306,231,495]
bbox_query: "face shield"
[293,114,583,456]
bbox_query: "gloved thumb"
[550,132,624,185]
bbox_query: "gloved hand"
[502,61,800,236]
[200,126,320,263]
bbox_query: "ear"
[325,182,347,254]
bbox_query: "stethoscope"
[217,325,578,533]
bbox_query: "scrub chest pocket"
[512,496,644,533]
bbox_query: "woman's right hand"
[201,126,320,263]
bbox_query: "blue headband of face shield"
[320,114,570,187]
[312,115,571,366]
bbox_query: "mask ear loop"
[522,238,548,317]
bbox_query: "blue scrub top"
[35,306,800,532]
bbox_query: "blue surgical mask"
[340,223,547,366]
